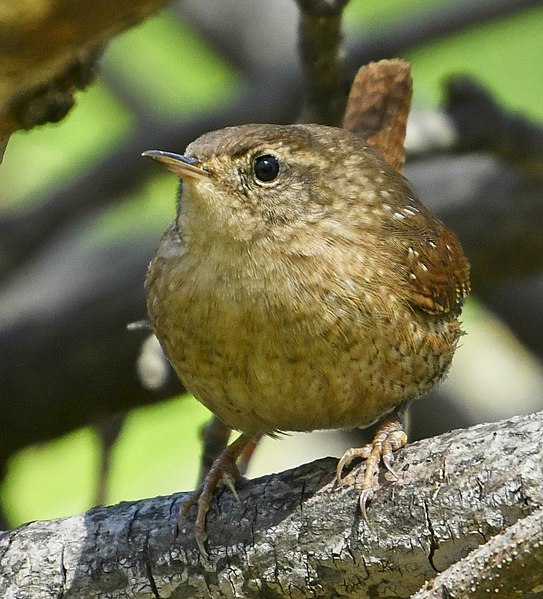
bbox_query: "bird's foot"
[180,433,252,558]
[197,416,232,486]
[336,414,407,519]
[198,416,261,486]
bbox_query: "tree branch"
[0,234,182,462]
[0,0,168,155]
[444,75,543,181]
[407,153,543,288]
[295,0,350,125]
[412,507,543,598]
[1,411,542,598]
[346,0,543,70]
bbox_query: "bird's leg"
[238,434,261,476]
[198,417,260,484]
[197,416,232,485]
[336,410,407,519]
[181,433,253,557]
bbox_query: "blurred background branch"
[0,0,169,160]
[296,0,350,125]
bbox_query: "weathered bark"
[412,508,543,598]
[1,411,542,598]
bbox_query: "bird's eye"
[253,154,280,183]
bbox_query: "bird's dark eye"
[253,154,280,182]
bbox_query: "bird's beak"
[141,150,210,180]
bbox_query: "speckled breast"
[146,239,461,437]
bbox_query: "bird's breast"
[146,233,461,436]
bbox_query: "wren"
[143,123,470,556]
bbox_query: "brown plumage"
[143,123,470,555]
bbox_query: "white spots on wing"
[428,241,437,249]
[407,243,429,274]
[392,204,421,221]
[382,203,391,211]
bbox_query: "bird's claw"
[359,488,374,522]
[337,414,407,518]
[178,434,252,558]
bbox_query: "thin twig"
[295,0,350,125]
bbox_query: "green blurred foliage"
[0,83,131,208]
[408,5,543,120]
[1,0,542,527]
[100,15,241,117]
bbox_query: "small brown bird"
[143,123,469,555]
